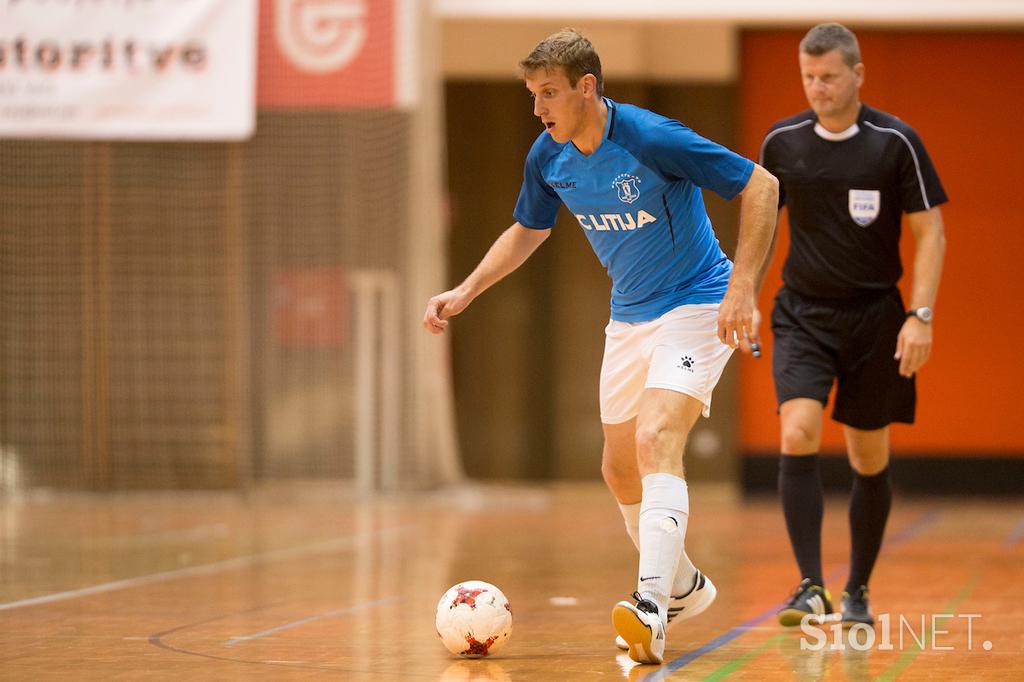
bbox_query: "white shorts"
[600,304,734,424]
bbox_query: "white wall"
[439,0,1024,24]
[438,1,1024,80]
[442,21,737,81]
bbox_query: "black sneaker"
[841,585,874,627]
[777,578,833,627]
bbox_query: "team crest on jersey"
[612,174,642,204]
[848,189,881,227]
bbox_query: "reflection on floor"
[2,482,1021,680]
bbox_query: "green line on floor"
[874,574,980,682]
[699,632,787,681]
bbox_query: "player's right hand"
[423,289,469,334]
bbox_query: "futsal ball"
[435,580,513,658]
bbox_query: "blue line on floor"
[638,508,942,681]
[1005,515,1024,546]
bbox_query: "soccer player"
[757,23,947,627]
[424,29,778,664]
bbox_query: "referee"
[757,23,947,627]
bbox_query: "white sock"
[637,473,689,619]
[618,501,642,549]
[674,546,698,597]
[619,498,698,597]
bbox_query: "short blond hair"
[519,28,603,96]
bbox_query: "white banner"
[0,0,256,140]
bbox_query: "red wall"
[739,31,1024,457]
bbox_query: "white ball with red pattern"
[435,580,513,658]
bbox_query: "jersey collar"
[813,121,860,141]
[568,97,616,161]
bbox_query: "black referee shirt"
[759,104,947,300]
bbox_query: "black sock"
[779,454,824,586]
[846,467,892,594]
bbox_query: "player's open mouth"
[545,122,555,130]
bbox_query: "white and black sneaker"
[612,592,666,664]
[615,571,717,651]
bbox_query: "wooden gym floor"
[1,482,1021,680]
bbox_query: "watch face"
[917,307,933,322]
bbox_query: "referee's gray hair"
[800,23,861,68]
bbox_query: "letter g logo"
[276,0,368,73]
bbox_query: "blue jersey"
[514,99,754,322]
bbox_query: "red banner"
[258,0,399,108]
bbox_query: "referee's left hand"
[895,317,932,377]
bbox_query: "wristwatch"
[906,306,933,323]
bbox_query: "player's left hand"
[895,317,932,377]
[718,282,757,354]
[749,307,763,358]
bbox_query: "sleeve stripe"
[863,121,931,210]
[758,119,814,165]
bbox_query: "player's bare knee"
[780,422,820,454]
[634,422,686,472]
[634,422,667,459]
[600,457,628,489]
[849,452,889,476]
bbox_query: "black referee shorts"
[770,286,915,430]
